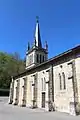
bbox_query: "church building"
[9,18,80,116]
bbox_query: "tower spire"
[26,17,48,69]
[34,16,42,48]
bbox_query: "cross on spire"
[36,16,39,23]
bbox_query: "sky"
[0,0,80,59]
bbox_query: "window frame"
[59,73,62,90]
[62,72,66,90]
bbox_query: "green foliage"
[0,52,25,89]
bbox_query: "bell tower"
[26,17,48,69]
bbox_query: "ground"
[0,97,80,120]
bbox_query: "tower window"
[40,54,41,63]
[37,54,39,63]
[43,56,44,62]
[29,54,33,64]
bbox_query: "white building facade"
[9,18,80,116]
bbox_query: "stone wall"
[75,57,80,114]
[10,55,80,115]
[53,59,74,113]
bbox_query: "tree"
[0,52,25,89]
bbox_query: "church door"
[42,92,45,108]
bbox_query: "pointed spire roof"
[34,16,42,48]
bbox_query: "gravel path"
[0,97,80,120]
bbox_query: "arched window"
[62,72,66,89]
[41,78,43,91]
[40,54,41,63]
[41,77,46,91]
[37,54,39,63]
[44,77,46,91]
[59,73,62,90]
[43,56,44,62]
[29,55,33,64]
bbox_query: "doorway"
[42,92,45,108]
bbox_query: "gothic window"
[41,78,43,91]
[59,73,62,90]
[41,78,46,91]
[43,56,44,62]
[29,54,33,65]
[44,77,46,91]
[23,78,27,89]
[67,62,73,79]
[62,72,66,89]
[40,54,41,63]
[37,54,39,63]
[29,56,31,64]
